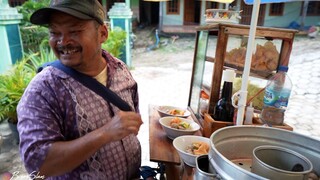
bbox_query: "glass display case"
[188,23,297,133]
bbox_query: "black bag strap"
[38,60,131,111]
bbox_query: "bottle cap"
[223,69,235,82]
[278,66,289,72]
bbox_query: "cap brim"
[30,7,94,25]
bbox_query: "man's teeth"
[62,49,78,54]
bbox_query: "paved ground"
[1,28,320,178]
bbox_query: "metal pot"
[209,126,320,180]
[252,145,313,180]
[195,155,219,180]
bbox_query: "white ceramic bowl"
[159,117,200,140]
[157,105,191,118]
[173,135,211,167]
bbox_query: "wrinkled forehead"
[48,11,93,27]
[51,0,63,5]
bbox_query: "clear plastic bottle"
[261,66,292,125]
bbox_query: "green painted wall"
[264,2,320,28]
[131,0,139,6]
[6,24,22,64]
[227,1,320,28]
[163,2,184,25]
[130,0,139,23]
[161,1,320,28]
[0,26,13,73]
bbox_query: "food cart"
[188,23,297,136]
[148,23,320,179]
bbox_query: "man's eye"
[70,30,81,34]
[49,31,59,36]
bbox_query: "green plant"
[102,27,127,58]
[0,46,55,124]
[0,59,33,123]
[17,0,50,26]
[17,0,50,52]
[20,26,49,52]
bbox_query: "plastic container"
[244,102,254,125]
[199,90,209,117]
[0,123,13,153]
[261,66,292,125]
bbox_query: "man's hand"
[102,111,143,141]
[38,111,143,177]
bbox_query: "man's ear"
[100,24,108,43]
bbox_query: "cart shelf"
[188,23,297,135]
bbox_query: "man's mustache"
[56,44,81,51]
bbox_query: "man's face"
[48,12,107,72]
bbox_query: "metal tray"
[209,126,320,180]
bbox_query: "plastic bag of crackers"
[225,41,279,71]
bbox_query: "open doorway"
[140,1,159,26]
[184,0,201,25]
[240,1,266,26]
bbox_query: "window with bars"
[206,2,218,9]
[167,0,179,14]
[9,0,26,7]
[230,1,237,7]
[269,3,284,16]
[228,1,237,10]
[306,1,320,16]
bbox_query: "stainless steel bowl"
[252,145,313,180]
[209,126,320,180]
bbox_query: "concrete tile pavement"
[285,37,320,140]
[133,64,193,167]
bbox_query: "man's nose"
[57,34,71,45]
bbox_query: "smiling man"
[17,1,143,179]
